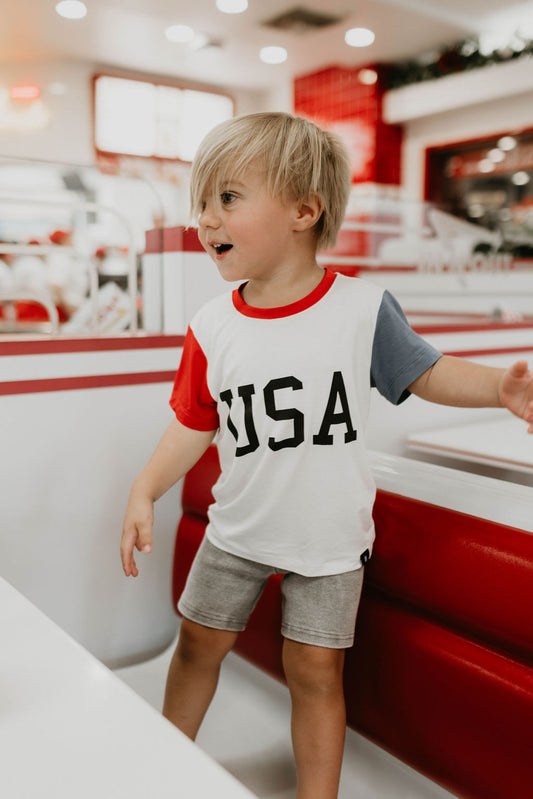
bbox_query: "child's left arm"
[409,356,533,433]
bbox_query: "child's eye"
[221,191,237,205]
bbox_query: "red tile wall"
[294,65,402,185]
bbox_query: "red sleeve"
[169,326,219,431]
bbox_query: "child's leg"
[166,538,273,738]
[283,639,346,799]
[282,639,346,799]
[162,617,239,740]
[279,567,364,799]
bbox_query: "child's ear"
[293,194,323,233]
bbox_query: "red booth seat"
[172,446,533,799]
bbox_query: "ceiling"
[3,0,533,92]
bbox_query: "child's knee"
[282,639,345,697]
[177,617,238,665]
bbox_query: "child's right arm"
[120,418,216,577]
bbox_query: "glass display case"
[426,129,533,258]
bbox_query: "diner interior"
[2,2,533,798]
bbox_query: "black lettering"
[313,371,358,445]
[220,389,238,442]
[264,376,304,451]
[236,384,259,456]
[220,385,259,457]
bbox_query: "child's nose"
[198,201,221,230]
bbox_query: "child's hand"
[120,492,154,577]
[499,361,533,433]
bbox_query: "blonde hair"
[190,112,351,251]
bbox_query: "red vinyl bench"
[172,445,533,799]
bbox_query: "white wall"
[0,61,94,164]
[387,61,533,202]
[0,59,288,166]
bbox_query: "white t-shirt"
[170,269,441,576]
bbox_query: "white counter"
[0,577,257,799]
[407,416,533,474]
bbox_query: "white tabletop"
[0,577,257,799]
[407,416,533,474]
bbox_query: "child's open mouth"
[213,243,233,257]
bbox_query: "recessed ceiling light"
[488,148,505,163]
[216,0,248,13]
[259,46,288,64]
[511,171,530,186]
[498,136,517,151]
[165,25,195,44]
[190,33,209,51]
[358,68,378,85]
[55,1,87,20]
[478,158,495,173]
[345,27,375,48]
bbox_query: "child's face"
[197,165,305,283]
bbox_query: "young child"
[121,112,533,799]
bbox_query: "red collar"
[232,269,337,319]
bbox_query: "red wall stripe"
[443,345,533,358]
[0,335,185,357]
[414,322,533,335]
[0,370,177,396]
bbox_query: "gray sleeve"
[371,290,442,405]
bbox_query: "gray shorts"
[178,537,365,649]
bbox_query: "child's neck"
[241,262,325,309]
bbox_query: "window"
[94,75,233,162]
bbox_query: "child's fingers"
[510,360,529,378]
[120,526,140,577]
[526,403,533,432]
